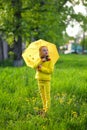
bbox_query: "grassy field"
[0,54,87,130]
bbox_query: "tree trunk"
[13,36,23,66]
[0,36,4,61]
[11,0,23,66]
[82,32,85,54]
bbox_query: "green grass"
[0,54,87,130]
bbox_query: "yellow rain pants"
[38,80,50,112]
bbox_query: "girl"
[34,46,54,113]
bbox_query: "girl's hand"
[42,58,46,62]
[37,65,42,70]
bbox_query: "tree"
[0,0,87,65]
[81,16,87,52]
[11,0,23,65]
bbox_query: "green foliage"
[0,0,87,46]
[0,54,87,130]
[81,37,87,50]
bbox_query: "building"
[59,40,83,54]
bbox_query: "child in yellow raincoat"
[34,46,54,113]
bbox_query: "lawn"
[0,54,87,130]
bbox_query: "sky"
[74,4,87,16]
[65,1,87,37]
[66,20,83,38]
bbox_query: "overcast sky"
[65,1,87,37]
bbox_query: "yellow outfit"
[34,59,54,112]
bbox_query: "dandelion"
[58,93,67,104]
[57,93,61,97]
[54,93,61,100]
[62,93,67,97]
[71,111,78,118]
[32,97,36,102]
[33,107,39,111]
[59,98,64,104]
[26,98,30,102]
[26,113,32,118]
[67,98,72,105]
[42,125,46,130]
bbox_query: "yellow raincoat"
[34,59,54,80]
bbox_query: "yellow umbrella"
[22,39,59,68]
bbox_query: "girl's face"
[40,47,49,57]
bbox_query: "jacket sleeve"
[40,61,54,74]
[33,59,42,69]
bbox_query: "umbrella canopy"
[22,39,59,68]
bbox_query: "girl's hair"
[39,46,48,52]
